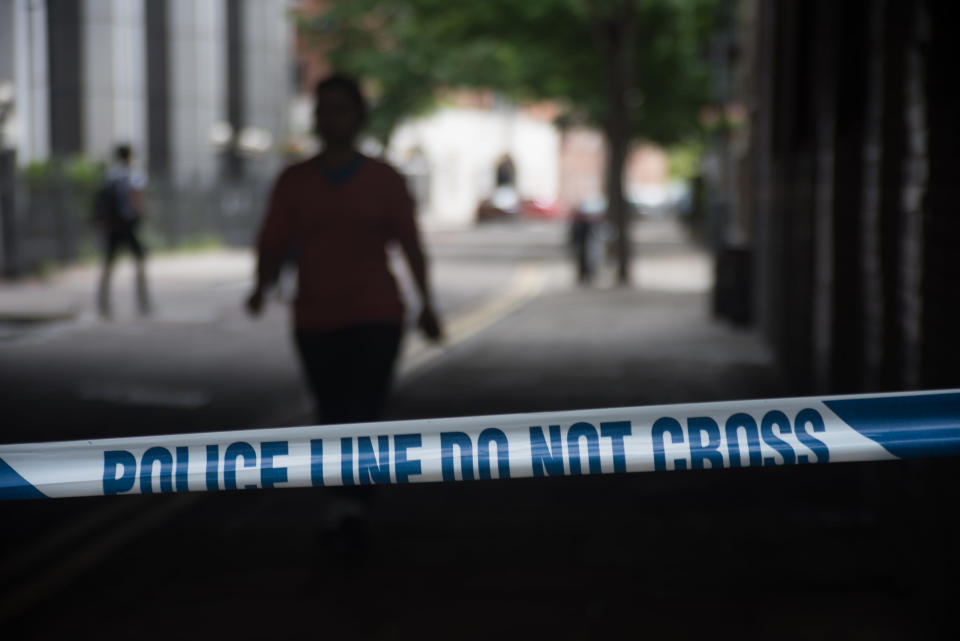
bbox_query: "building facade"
[0,0,293,184]
[0,0,294,274]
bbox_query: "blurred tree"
[298,0,716,283]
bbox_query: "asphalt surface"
[1,218,957,639]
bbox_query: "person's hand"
[418,305,443,342]
[246,288,265,317]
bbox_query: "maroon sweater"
[256,155,418,330]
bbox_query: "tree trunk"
[605,112,630,285]
[596,2,635,285]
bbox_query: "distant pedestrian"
[94,144,151,317]
[569,195,607,284]
[247,74,442,425]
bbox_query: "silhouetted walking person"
[569,197,607,284]
[94,144,150,317]
[247,74,442,425]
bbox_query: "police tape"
[1,390,958,500]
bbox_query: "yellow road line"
[398,263,547,377]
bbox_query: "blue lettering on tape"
[260,441,288,488]
[477,428,510,479]
[310,439,324,487]
[9,392,958,502]
[340,437,354,486]
[725,413,762,468]
[441,432,474,481]
[760,411,796,466]
[103,450,137,495]
[567,422,602,475]
[175,446,190,491]
[794,409,829,463]
[357,435,391,485]
[394,434,422,483]
[688,417,723,469]
[600,421,631,473]
[652,417,686,472]
[140,446,174,494]
[206,445,219,491]
[529,425,564,477]
[223,441,257,490]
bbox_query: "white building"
[388,103,560,226]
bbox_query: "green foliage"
[667,140,704,180]
[23,155,105,190]
[24,159,56,184]
[168,233,224,253]
[64,155,105,189]
[297,2,439,145]
[300,0,718,145]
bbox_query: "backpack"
[92,179,121,225]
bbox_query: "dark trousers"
[97,222,149,314]
[295,323,403,425]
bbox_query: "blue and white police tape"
[1,389,958,500]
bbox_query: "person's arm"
[130,188,147,218]
[390,171,443,341]
[130,170,148,219]
[247,172,295,316]
[403,232,442,341]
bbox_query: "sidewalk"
[0,265,91,322]
[0,218,781,409]
[0,249,255,324]
[391,218,787,419]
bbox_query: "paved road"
[1,218,955,639]
[0,218,571,632]
[0,220,558,437]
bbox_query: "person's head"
[313,74,366,149]
[114,144,133,165]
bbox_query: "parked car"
[520,198,567,220]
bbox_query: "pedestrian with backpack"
[94,144,151,317]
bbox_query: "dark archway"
[495,155,516,187]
